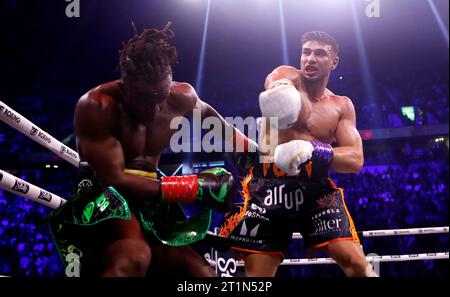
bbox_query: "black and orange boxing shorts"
[219,162,360,255]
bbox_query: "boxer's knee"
[339,254,371,277]
[245,253,282,277]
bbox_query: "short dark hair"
[119,22,178,84]
[301,31,339,55]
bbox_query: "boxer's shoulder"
[170,81,195,95]
[326,94,352,104]
[78,92,119,114]
[338,96,355,110]
[168,81,197,111]
[324,94,355,116]
[75,82,121,126]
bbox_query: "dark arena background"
[0,0,448,279]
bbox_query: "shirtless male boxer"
[50,23,255,277]
[220,31,377,277]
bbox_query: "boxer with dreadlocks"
[50,22,252,277]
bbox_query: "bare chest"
[118,104,184,163]
[280,98,342,143]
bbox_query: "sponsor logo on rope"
[60,144,78,159]
[30,126,51,144]
[0,105,21,123]
[397,230,411,235]
[12,179,30,194]
[30,126,38,136]
[38,190,52,202]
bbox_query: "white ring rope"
[207,252,449,268]
[0,101,78,208]
[0,169,66,209]
[292,226,449,239]
[235,252,449,266]
[0,100,80,167]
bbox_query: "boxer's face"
[300,41,339,81]
[120,71,172,121]
[125,72,173,108]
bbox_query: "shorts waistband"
[123,169,157,179]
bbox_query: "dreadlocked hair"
[119,22,178,84]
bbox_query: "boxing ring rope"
[0,100,80,167]
[292,226,450,239]
[0,100,78,208]
[206,252,449,268]
[235,252,450,266]
[0,169,66,209]
[205,226,449,267]
[1,100,449,273]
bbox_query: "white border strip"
[236,252,449,266]
[0,169,66,209]
[0,100,80,167]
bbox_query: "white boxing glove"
[259,79,301,129]
[274,140,334,176]
[274,140,314,175]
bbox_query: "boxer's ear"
[331,55,339,71]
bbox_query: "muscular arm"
[74,94,160,203]
[197,98,252,151]
[178,83,255,153]
[330,97,364,173]
[196,99,233,132]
